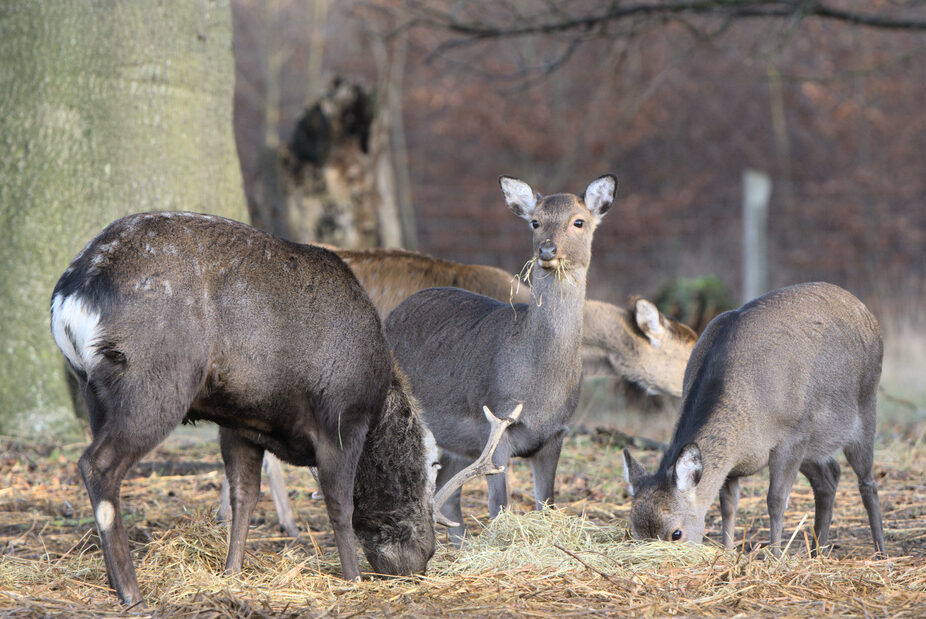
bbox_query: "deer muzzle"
[538,240,558,267]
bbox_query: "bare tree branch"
[401,0,926,43]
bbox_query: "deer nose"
[538,241,557,262]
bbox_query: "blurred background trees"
[232,0,925,319]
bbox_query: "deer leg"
[486,441,512,519]
[434,452,469,544]
[263,453,300,537]
[799,457,841,555]
[79,435,147,607]
[719,476,740,548]
[766,447,802,552]
[529,431,566,509]
[77,376,187,607]
[218,473,231,523]
[843,441,886,557]
[220,428,264,574]
[315,431,364,581]
[219,452,297,538]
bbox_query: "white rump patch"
[50,293,103,373]
[95,500,115,531]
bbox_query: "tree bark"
[0,0,249,438]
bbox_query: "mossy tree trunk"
[0,1,249,439]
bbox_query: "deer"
[622,282,886,556]
[334,247,697,396]
[50,211,519,606]
[218,246,698,538]
[383,175,616,542]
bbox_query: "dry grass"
[1,414,924,617]
[509,257,581,311]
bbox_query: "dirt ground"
[1,405,924,617]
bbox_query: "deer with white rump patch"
[623,282,886,556]
[385,175,615,542]
[50,212,517,606]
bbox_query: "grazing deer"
[220,247,698,537]
[50,212,519,606]
[623,282,886,556]
[384,175,615,541]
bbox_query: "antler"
[433,403,523,527]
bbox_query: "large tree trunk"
[0,1,249,438]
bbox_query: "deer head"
[500,175,616,275]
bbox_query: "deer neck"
[662,400,741,516]
[521,265,587,353]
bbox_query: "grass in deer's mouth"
[507,257,534,302]
[509,257,578,310]
[547,257,575,283]
[520,256,575,283]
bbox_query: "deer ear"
[622,449,647,497]
[499,176,538,221]
[635,298,665,347]
[584,174,616,218]
[673,443,703,494]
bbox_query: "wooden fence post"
[742,169,772,304]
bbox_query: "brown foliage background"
[231,1,926,318]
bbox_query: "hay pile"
[1,424,924,617]
[439,507,713,577]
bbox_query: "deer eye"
[573,219,584,228]
[671,529,683,541]
[530,220,540,229]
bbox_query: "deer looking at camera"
[384,175,615,541]
[623,282,886,556]
[50,212,518,606]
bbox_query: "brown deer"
[623,282,886,556]
[384,175,615,541]
[50,212,516,606]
